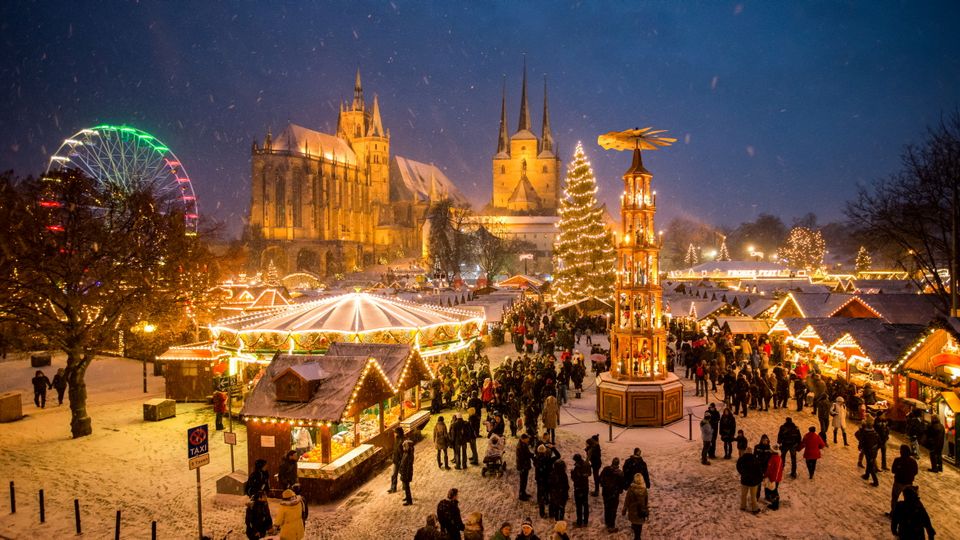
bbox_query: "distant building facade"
[250,71,465,275]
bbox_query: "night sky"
[2,1,959,237]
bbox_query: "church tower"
[491,59,561,214]
[338,69,391,204]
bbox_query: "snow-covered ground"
[2,343,959,539]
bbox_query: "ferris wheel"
[46,125,199,234]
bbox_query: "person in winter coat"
[699,418,714,465]
[765,446,783,510]
[515,518,540,540]
[890,444,919,516]
[753,434,773,479]
[542,394,560,444]
[434,416,451,469]
[274,489,305,540]
[550,520,569,540]
[925,416,945,473]
[586,435,602,496]
[450,415,467,469]
[535,444,561,518]
[875,415,891,470]
[799,426,826,479]
[516,434,534,500]
[490,521,512,540]
[51,368,68,406]
[463,511,483,540]
[814,394,831,448]
[906,409,924,458]
[389,427,406,492]
[735,430,748,458]
[854,416,880,486]
[736,448,763,513]
[400,439,415,505]
[244,490,273,539]
[548,459,570,521]
[437,488,465,540]
[212,390,228,430]
[31,370,52,408]
[621,448,650,489]
[777,417,802,479]
[245,459,270,498]
[278,450,299,490]
[719,408,737,459]
[414,515,444,540]
[570,454,592,526]
[830,396,849,446]
[621,475,649,539]
[599,457,625,532]
[891,486,936,539]
[706,403,721,458]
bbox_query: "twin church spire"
[496,58,554,156]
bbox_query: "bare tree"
[0,170,209,438]
[846,112,960,314]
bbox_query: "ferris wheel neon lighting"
[46,124,199,235]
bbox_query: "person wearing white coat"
[831,396,849,446]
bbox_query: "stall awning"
[941,391,960,413]
[906,372,950,390]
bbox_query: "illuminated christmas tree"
[778,226,826,272]
[855,246,872,273]
[717,237,731,261]
[684,243,699,266]
[552,142,616,304]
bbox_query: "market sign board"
[188,424,210,470]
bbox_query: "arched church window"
[275,174,286,227]
[500,166,505,174]
[542,165,548,173]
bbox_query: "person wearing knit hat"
[552,520,569,539]
[516,517,537,540]
[274,487,305,539]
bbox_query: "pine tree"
[264,259,280,285]
[855,246,872,273]
[717,237,730,261]
[778,226,826,272]
[552,142,616,304]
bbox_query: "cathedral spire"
[368,94,385,137]
[541,75,554,155]
[352,68,364,110]
[496,78,509,155]
[517,56,531,132]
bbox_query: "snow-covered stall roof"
[741,299,777,318]
[852,294,942,325]
[837,321,926,364]
[326,342,430,388]
[717,317,774,335]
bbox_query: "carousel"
[210,291,485,361]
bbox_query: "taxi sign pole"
[195,466,203,540]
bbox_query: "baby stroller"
[481,434,508,477]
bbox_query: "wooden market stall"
[157,343,232,402]
[893,318,960,463]
[241,342,433,503]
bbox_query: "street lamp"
[138,322,156,394]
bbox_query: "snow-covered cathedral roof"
[391,156,468,204]
[272,123,357,165]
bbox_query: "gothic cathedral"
[249,71,466,276]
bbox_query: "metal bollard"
[39,489,44,523]
[9,481,14,514]
[74,499,81,534]
[608,412,614,442]
[688,413,693,440]
[115,510,121,540]
[152,520,157,540]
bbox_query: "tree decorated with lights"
[778,226,826,272]
[552,142,616,304]
[717,237,731,261]
[855,246,872,273]
[684,243,699,266]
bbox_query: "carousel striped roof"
[215,292,483,334]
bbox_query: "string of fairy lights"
[552,142,616,305]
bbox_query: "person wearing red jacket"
[212,390,228,430]
[764,446,783,510]
[799,426,826,479]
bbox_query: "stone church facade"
[249,71,465,276]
